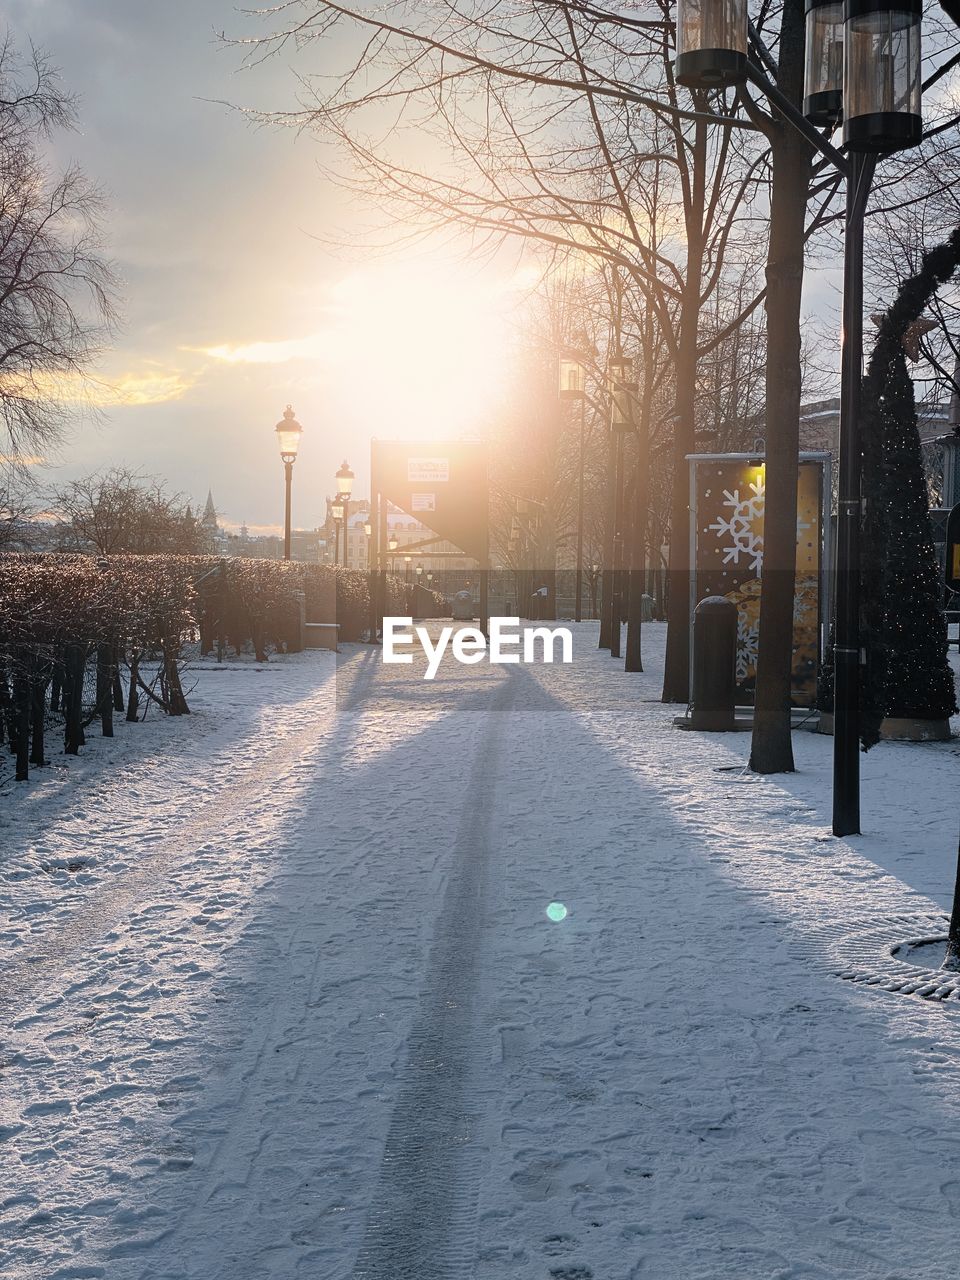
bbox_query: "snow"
[2,626,960,1279]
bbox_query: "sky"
[7,0,522,532]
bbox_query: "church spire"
[202,490,217,528]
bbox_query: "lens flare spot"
[546,901,568,922]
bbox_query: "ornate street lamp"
[804,0,844,124]
[336,460,354,498]
[274,404,303,561]
[335,460,354,568]
[606,356,636,660]
[675,0,748,88]
[842,0,922,152]
[331,496,345,566]
[799,0,922,833]
[559,348,589,622]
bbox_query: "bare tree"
[51,467,210,555]
[0,470,31,548]
[0,33,116,457]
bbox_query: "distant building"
[320,497,476,582]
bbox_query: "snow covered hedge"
[0,552,415,782]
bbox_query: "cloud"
[0,453,46,466]
[192,334,329,365]
[0,367,196,408]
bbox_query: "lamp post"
[559,351,588,623]
[388,533,399,574]
[404,554,412,583]
[674,0,922,836]
[331,496,345,566]
[274,405,303,561]
[335,460,354,568]
[608,355,635,661]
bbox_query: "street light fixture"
[334,460,354,567]
[675,0,748,88]
[559,346,589,623]
[274,404,303,561]
[331,496,345,567]
[336,460,354,498]
[803,0,922,833]
[842,0,922,151]
[558,354,587,400]
[804,0,844,124]
[606,356,636,661]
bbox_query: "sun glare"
[323,260,522,438]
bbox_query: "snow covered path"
[3,627,960,1279]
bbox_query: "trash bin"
[690,596,737,731]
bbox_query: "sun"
[323,259,521,439]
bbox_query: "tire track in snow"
[0,658,368,1023]
[351,679,512,1280]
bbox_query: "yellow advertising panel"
[690,454,827,707]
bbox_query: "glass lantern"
[804,0,844,125]
[608,356,635,434]
[336,459,355,498]
[275,404,303,462]
[330,498,344,522]
[675,0,748,88]
[558,355,586,400]
[843,0,921,152]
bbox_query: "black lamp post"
[331,496,345,566]
[675,0,922,836]
[388,533,399,574]
[335,460,354,568]
[559,351,588,623]
[607,355,634,661]
[274,405,303,561]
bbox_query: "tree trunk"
[112,647,125,712]
[598,426,617,649]
[12,652,29,782]
[126,652,140,721]
[97,640,114,738]
[662,123,707,703]
[162,642,190,716]
[749,0,812,773]
[64,643,85,755]
[29,662,46,767]
[50,659,63,713]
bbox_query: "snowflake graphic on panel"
[736,610,760,680]
[708,480,765,574]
